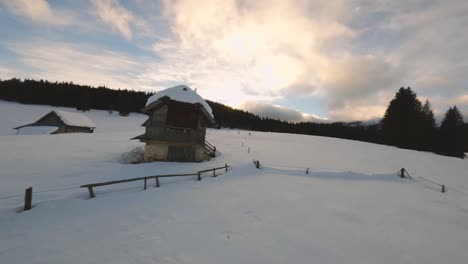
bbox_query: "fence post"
[399,168,405,178]
[156,177,160,188]
[197,171,201,181]
[442,185,446,193]
[24,187,32,211]
[87,186,95,199]
[213,167,216,177]
[144,177,147,190]
[225,164,228,172]
[306,168,309,174]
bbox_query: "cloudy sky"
[0,0,467,122]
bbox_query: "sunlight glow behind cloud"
[0,0,467,122]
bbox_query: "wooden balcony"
[139,125,206,144]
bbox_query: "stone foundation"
[144,141,208,162]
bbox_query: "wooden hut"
[14,110,95,134]
[132,85,216,162]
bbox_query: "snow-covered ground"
[1,100,468,264]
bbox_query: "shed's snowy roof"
[17,126,58,135]
[54,110,95,128]
[146,85,213,118]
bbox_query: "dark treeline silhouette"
[0,79,466,158]
[464,124,468,154]
[438,106,466,158]
[381,87,466,158]
[381,87,435,150]
[0,78,149,113]
[208,100,380,143]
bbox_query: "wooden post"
[399,168,405,178]
[87,186,95,198]
[225,164,228,172]
[156,177,160,188]
[197,172,201,181]
[213,167,216,177]
[144,177,147,190]
[24,187,32,211]
[306,168,309,174]
[442,185,446,193]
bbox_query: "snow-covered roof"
[54,110,95,128]
[146,85,214,119]
[17,126,58,135]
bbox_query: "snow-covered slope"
[1,100,468,264]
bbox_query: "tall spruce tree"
[438,106,465,158]
[420,99,436,149]
[381,87,426,149]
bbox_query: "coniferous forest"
[0,78,466,158]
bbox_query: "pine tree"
[438,106,465,158]
[381,87,424,149]
[420,99,436,149]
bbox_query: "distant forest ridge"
[0,78,466,157]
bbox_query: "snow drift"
[1,100,468,264]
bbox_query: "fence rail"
[80,164,230,198]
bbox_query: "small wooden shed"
[132,85,216,162]
[14,110,95,134]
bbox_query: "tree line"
[381,87,466,158]
[0,78,466,158]
[0,78,149,113]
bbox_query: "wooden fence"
[80,164,230,198]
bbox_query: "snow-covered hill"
[1,100,468,264]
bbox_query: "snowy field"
[1,100,468,264]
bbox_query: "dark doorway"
[167,146,195,161]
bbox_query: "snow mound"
[146,85,213,118]
[54,110,95,128]
[17,126,58,135]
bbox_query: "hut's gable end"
[150,104,168,127]
[165,101,199,129]
[35,112,65,127]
